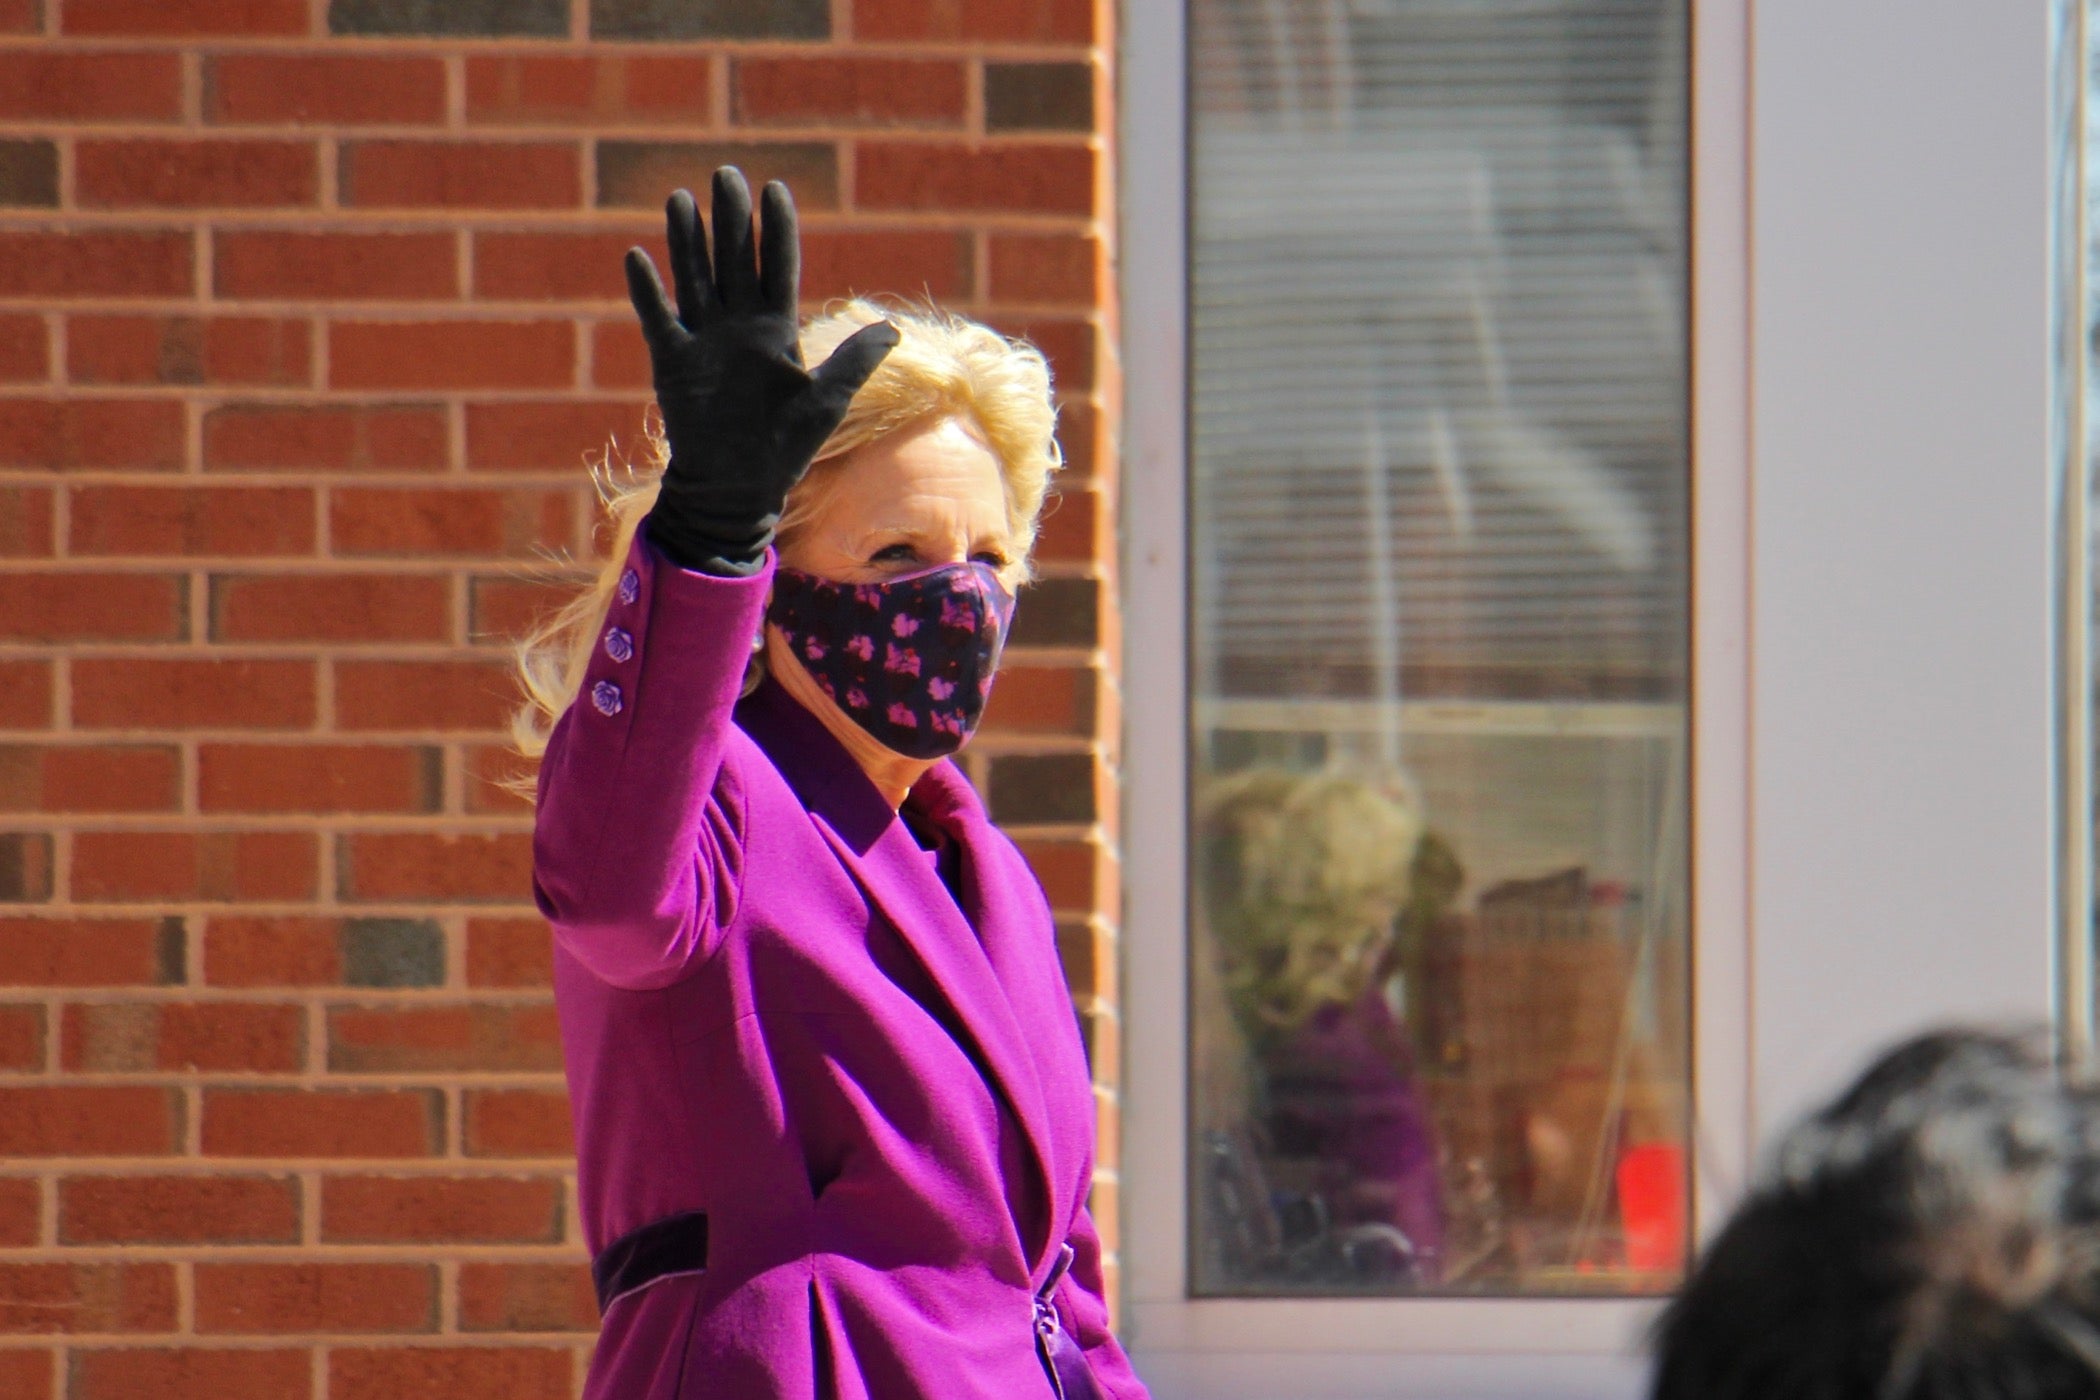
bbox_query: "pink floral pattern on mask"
[768,560,1015,760]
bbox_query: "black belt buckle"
[592,1210,710,1313]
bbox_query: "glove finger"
[624,247,684,349]
[664,187,714,325]
[711,166,760,312]
[810,320,901,408]
[758,180,801,323]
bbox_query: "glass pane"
[1186,0,1692,1297]
[2061,0,2090,1043]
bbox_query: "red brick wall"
[0,0,1120,1392]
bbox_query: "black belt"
[593,1210,709,1313]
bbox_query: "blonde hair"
[1199,769,1424,1039]
[507,298,1061,773]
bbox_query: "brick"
[69,1348,311,1399]
[986,312,1092,390]
[1055,917,1108,1004]
[0,574,184,643]
[0,50,183,121]
[467,54,713,126]
[465,399,645,472]
[0,140,57,206]
[988,231,1100,305]
[209,573,449,644]
[201,1087,440,1158]
[341,140,581,209]
[40,746,181,813]
[63,0,311,35]
[342,918,445,988]
[457,1261,594,1332]
[0,1086,180,1155]
[330,1346,571,1400]
[1009,574,1098,647]
[1030,484,1099,561]
[465,917,551,988]
[331,486,574,558]
[592,0,822,38]
[69,485,315,558]
[0,1262,176,1334]
[858,140,1095,215]
[0,835,52,903]
[589,320,650,388]
[0,486,53,556]
[0,663,50,730]
[72,658,317,731]
[0,231,191,299]
[216,230,458,301]
[985,61,1094,131]
[60,1174,300,1244]
[0,398,187,471]
[734,57,965,128]
[0,0,30,27]
[980,663,1091,736]
[855,0,1093,43]
[0,918,173,987]
[63,1001,304,1073]
[0,1350,48,1399]
[209,53,447,125]
[464,745,534,815]
[200,743,440,815]
[0,314,46,382]
[0,1006,43,1071]
[335,660,515,732]
[337,831,533,904]
[203,403,447,473]
[328,1003,561,1073]
[598,140,837,211]
[987,751,1097,825]
[77,138,318,209]
[1014,835,1115,912]
[469,575,582,644]
[330,0,567,35]
[0,744,181,814]
[196,1263,436,1335]
[0,1178,38,1244]
[329,319,574,391]
[463,1088,571,1157]
[72,831,318,903]
[801,227,974,302]
[68,315,311,388]
[202,916,341,987]
[321,1174,562,1243]
[472,227,653,302]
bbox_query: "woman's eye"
[971,550,1010,569]
[870,544,918,564]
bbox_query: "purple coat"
[533,530,1147,1400]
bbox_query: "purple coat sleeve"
[532,532,772,991]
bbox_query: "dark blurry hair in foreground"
[1652,1029,2100,1400]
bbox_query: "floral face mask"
[767,561,1017,760]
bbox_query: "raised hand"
[627,167,899,576]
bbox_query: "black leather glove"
[626,167,899,576]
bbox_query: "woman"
[514,168,1147,1400]
[1197,769,1445,1284]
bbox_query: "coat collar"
[735,679,1059,1264]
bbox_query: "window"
[1122,2,2065,1394]
[1183,0,1692,1298]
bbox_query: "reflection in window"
[1187,0,1691,1297]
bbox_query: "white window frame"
[1116,2,2065,1395]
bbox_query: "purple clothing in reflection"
[1261,988,1444,1278]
